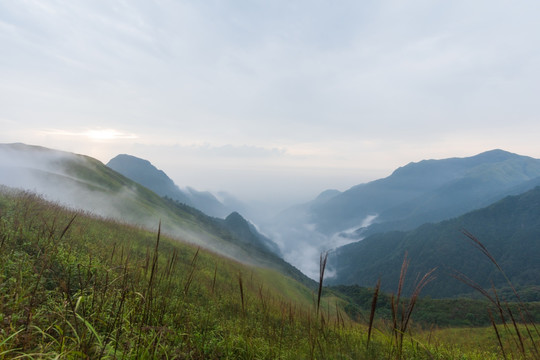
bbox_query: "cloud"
[42,129,139,141]
[186,144,286,159]
[1,0,540,208]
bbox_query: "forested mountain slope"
[311,149,540,236]
[328,186,540,298]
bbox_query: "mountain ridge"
[262,149,540,278]
[107,154,231,218]
[312,149,540,235]
[0,143,312,287]
[328,185,540,298]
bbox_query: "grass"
[0,186,535,359]
[455,229,540,359]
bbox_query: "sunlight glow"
[42,128,138,141]
[84,129,138,141]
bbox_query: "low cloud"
[260,206,379,280]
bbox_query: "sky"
[2,0,540,209]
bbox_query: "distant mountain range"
[328,185,540,298]
[3,143,540,299]
[311,149,540,236]
[264,149,540,280]
[0,143,309,286]
[107,154,232,218]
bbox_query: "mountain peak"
[108,154,167,177]
[304,148,540,236]
[107,154,177,195]
[225,211,249,226]
[472,149,522,162]
[107,153,231,218]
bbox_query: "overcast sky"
[1,0,540,208]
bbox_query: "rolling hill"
[106,153,282,257]
[0,143,309,285]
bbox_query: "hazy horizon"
[2,1,540,208]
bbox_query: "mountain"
[313,149,540,236]
[107,154,281,256]
[0,143,311,286]
[107,154,231,218]
[263,149,540,278]
[328,186,540,298]
[219,212,281,255]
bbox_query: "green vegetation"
[333,285,540,328]
[0,187,537,358]
[309,149,540,236]
[330,186,540,298]
[0,143,307,284]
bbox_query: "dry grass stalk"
[367,278,381,349]
[141,221,161,328]
[317,252,328,316]
[391,252,437,357]
[211,265,217,295]
[238,272,245,316]
[488,309,507,360]
[183,247,200,295]
[459,229,540,358]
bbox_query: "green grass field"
[0,187,537,359]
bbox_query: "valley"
[0,142,539,358]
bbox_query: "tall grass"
[458,229,540,359]
[387,252,437,358]
[367,278,381,349]
[0,188,522,359]
[316,251,328,316]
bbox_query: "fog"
[0,144,275,267]
[258,204,379,279]
[0,143,377,280]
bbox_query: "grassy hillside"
[0,143,306,284]
[0,188,321,358]
[1,187,531,359]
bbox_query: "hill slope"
[0,188,330,358]
[0,143,309,285]
[2,186,513,359]
[328,186,540,298]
